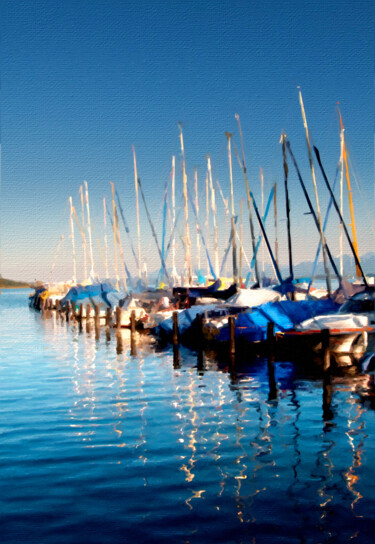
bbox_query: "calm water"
[1,289,375,543]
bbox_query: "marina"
[2,1,374,542]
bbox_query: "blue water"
[2,289,375,543]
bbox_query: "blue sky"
[1,0,374,281]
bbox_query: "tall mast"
[111,182,127,291]
[69,196,77,284]
[234,113,260,285]
[83,180,95,279]
[103,197,109,278]
[226,132,238,283]
[110,182,120,288]
[171,155,178,283]
[280,134,294,280]
[178,123,192,284]
[239,198,244,286]
[79,185,87,280]
[298,89,331,295]
[274,182,279,269]
[337,107,361,279]
[205,171,210,280]
[339,128,344,277]
[207,155,219,278]
[260,167,265,279]
[132,145,142,278]
[194,168,201,271]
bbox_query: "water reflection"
[3,291,375,543]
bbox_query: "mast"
[287,140,342,286]
[69,196,77,284]
[83,180,95,279]
[337,107,361,279]
[205,171,210,281]
[110,182,120,288]
[339,128,344,277]
[280,134,294,280]
[194,168,201,271]
[226,131,238,283]
[260,167,265,279]
[103,197,109,278]
[239,198,244,286]
[234,113,260,285]
[111,182,127,291]
[313,146,368,287]
[132,145,142,279]
[79,185,87,280]
[207,155,219,278]
[171,155,178,283]
[178,123,192,285]
[274,182,279,269]
[298,89,331,295]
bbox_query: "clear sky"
[1,0,374,282]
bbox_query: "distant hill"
[0,277,33,289]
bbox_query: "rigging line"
[346,153,375,238]
[314,146,368,287]
[308,164,344,295]
[143,177,171,258]
[187,188,217,280]
[115,189,139,271]
[49,234,65,284]
[286,140,342,286]
[250,190,283,285]
[104,208,132,282]
[220,185,274,278]
[137,177,171,285]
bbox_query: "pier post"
[267,321,275,357]
[196,313,205,371]
[116,306,122,329]
[94,305,100,340]
[116,330,123,354]
[229,316,236,364]
[106,306,112,327]
[77,304,83,333]
[266,321,277,401]
[130,310,136,356]
[172,311,179,346]
[321,328,330,372]
[86,304,91,333]
[105,307,111,342]
[66,302,71,322]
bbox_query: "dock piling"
[266,322,277,400]
[130,310,136,355]
[321,328,331,372]
[172,311,179,347]
[229,316,236,364]
[116,306,122,329]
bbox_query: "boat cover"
[218,298,339,342]
[226,288,281,307]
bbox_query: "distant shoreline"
[1,286,32,289]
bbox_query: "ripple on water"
[2,290,375,542]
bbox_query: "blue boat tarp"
[217,299,339,343]
[61,283,117,307]
[157,304,220,336]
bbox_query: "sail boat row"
[29,91,375,363]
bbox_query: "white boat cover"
[225,288,281,308]
[297,313,370,331]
